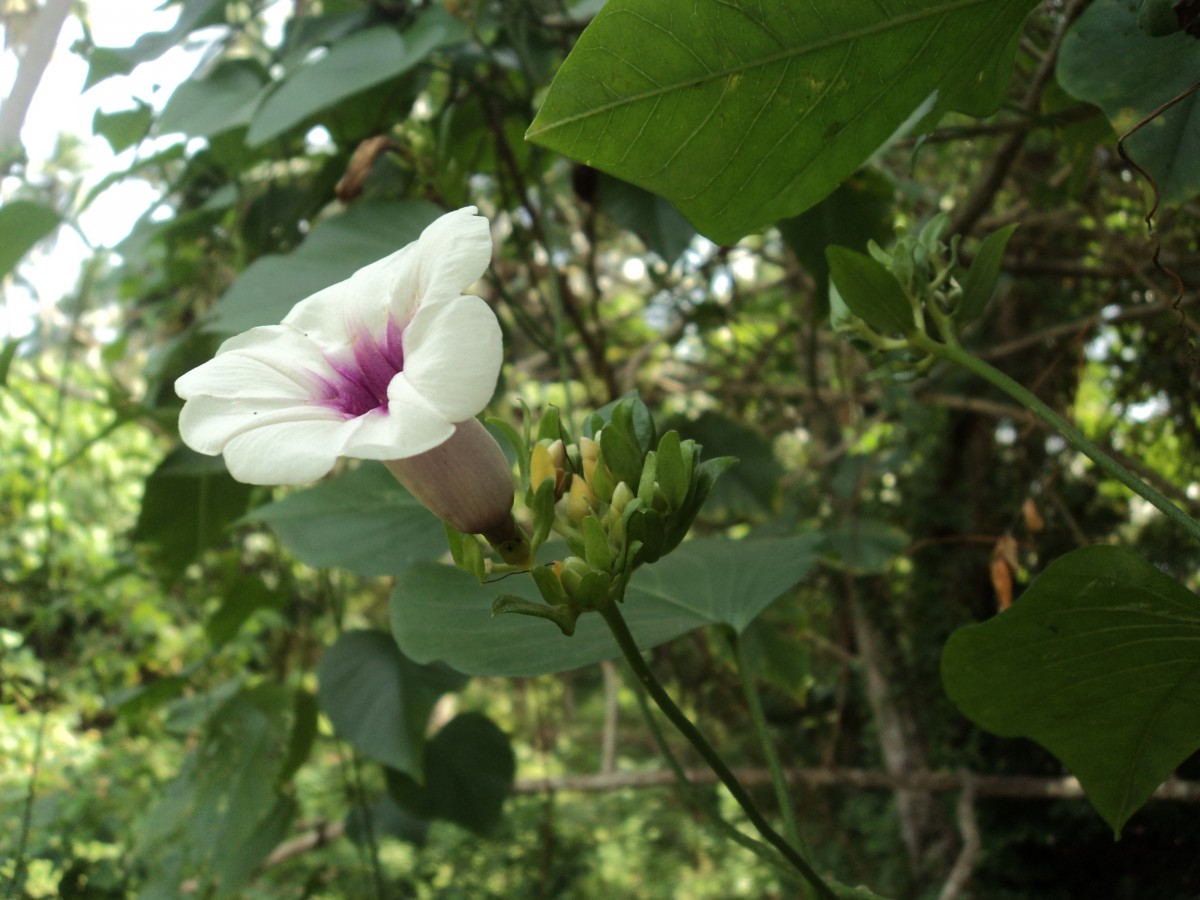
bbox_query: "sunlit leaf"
[0,200,61,280]
[527,0,1038,243]
[942,545,1200,836]
[92,103,153,153]
[246,10,467,146]
[158,59,268,139]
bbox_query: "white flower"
[175,206,503,488]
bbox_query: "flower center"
[319,315,406,418]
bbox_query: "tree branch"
[0,0,73,154]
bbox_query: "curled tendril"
[1115,79,1200,368]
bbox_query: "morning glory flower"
[176,206,518,541]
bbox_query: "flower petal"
[399,295,502,422]
[220,418,352,485]
[175,326,330,401]
[179,395,343,455]
[280,207,492,352]
[341,392,456,460]
[407,206,493,307]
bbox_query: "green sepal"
[572,569,612,611]
[958,224,1018,324]
[529,564,570,607]
[492,594,580,637]
[444,524,485,581]
[491,530,533,567]
[529,477,557,553]
[637,450,658,503]
[462,533,486,582]
[486,415,528,489]
[600,411,646,487]
[589,449,617,503]
[655,431,688,510]
[536,404,570,445]
[444,523,465,568]
[627,506,667,567]
[582,514,612,572]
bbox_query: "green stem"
[912,332,1200,546]
[598,602,837,900]
[730,632,808,861]
[624,657,799,881]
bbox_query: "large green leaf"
[247,463,446,577]
[1058,0,1200,206]
[0,200,62,279]
[158,59,269,139]
[392,536,822,675]
[316,630,468,778]
[208,200,442,333]
[526,0,1038,243]
[246,10,467,146]
[942,545,1200,836]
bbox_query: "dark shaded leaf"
[316,630,468,778]
[1059,0,1200,204]
[942,545,1200,836]
[133,447,255,577]
[827,246,914,336]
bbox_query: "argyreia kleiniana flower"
[175,206,517,540]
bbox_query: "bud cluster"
[827,214,1016,378]
[492,396,733,635]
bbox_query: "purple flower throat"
[318,315,406,418]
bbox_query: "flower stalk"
[597,599,837,900]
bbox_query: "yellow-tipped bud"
[578,436,600,463]
[531,439,568,500]
[566,474,598,522]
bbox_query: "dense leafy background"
[3,0,1200,897]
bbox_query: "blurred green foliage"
[4,0,1200,897]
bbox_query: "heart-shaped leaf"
[942,545,1200,836]
[248,463,445,577]
[317,630,468,778]
[385,713,515,834]
[392,536,822,675]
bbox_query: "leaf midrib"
[527,0,1004,137]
